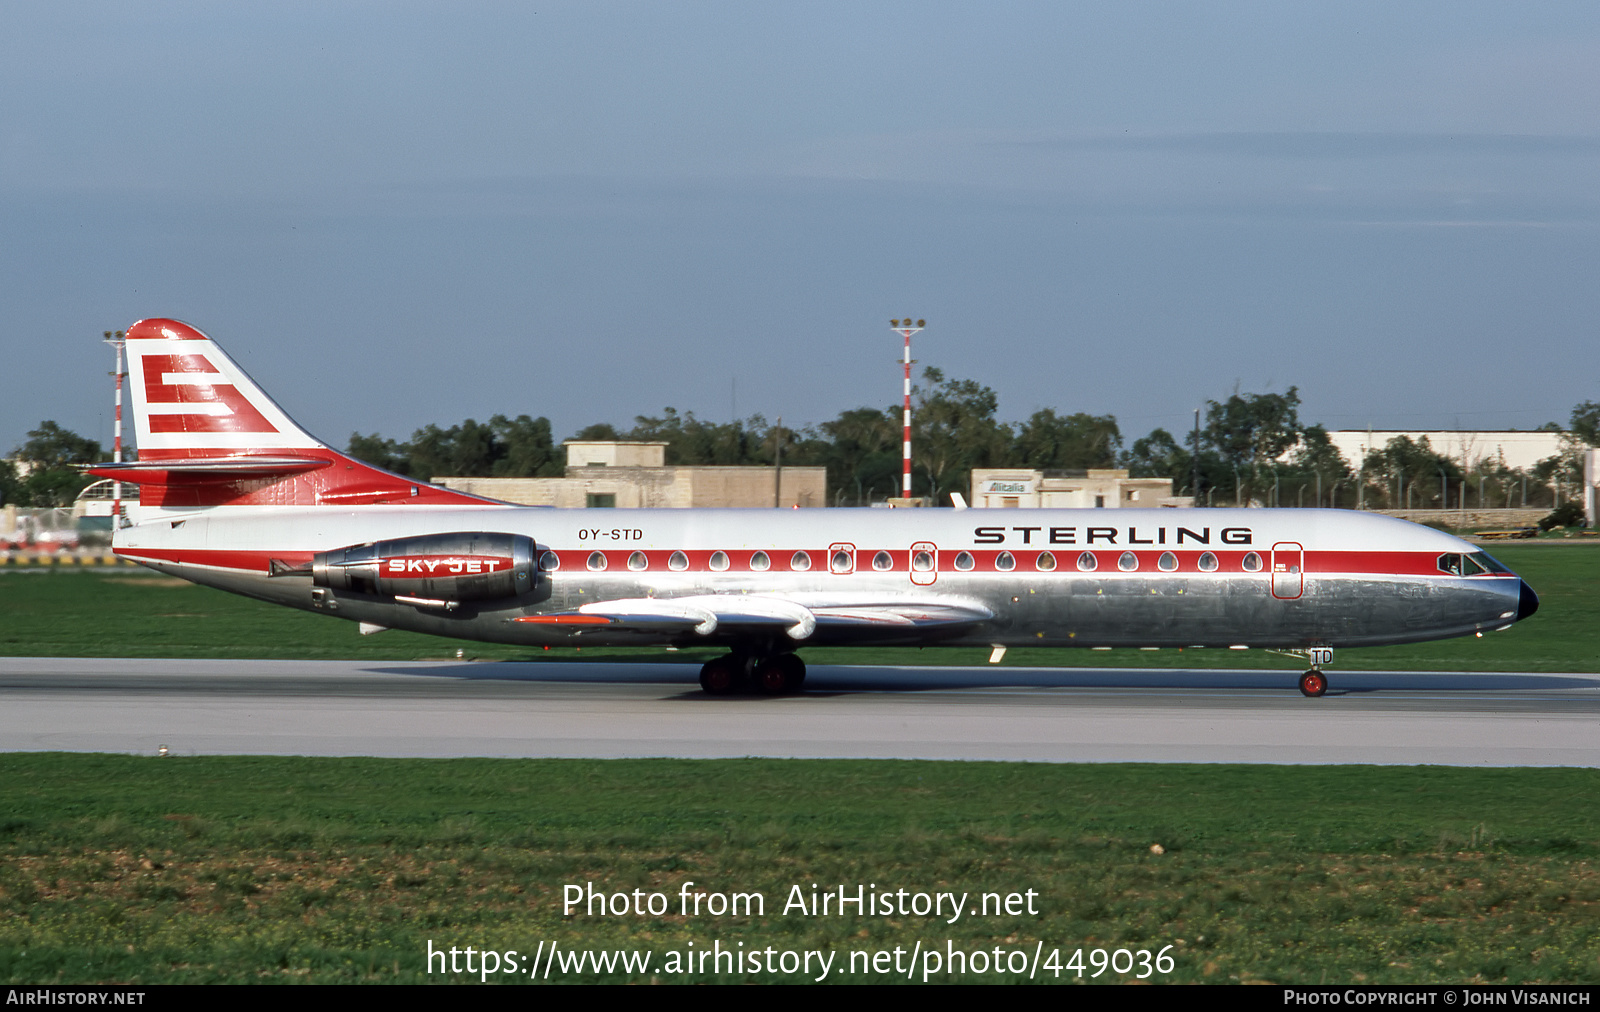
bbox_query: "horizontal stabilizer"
[84,456,329,484]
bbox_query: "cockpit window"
[1476,552,1512,574]
[1440,552,1501,577]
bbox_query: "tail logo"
[141,354,279,434]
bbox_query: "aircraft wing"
[513,594,992,641]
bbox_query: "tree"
[911,368,1011,502]
[1013,409,1121,470]
[347,414,563,479]
[821,406,901,505]
[622,408,772,466]
[1285,425,1354,507]
[1205,388,1303,505]
[0,459,19,508]
[1361,435,1460,510]
[1124,428,1188,482]
[1569,401,1600,447]
[1533,436,1585,507]
[13,421,103,506]
[490,415,560,477]
[347,432,409,475]
[571,422,621,442]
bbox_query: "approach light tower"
[102,329,127,527]
[890,318,925,500]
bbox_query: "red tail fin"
[85,319,495,509]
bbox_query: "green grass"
[0,756,1596,984]
[2,544,1596,671]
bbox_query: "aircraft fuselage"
[116,505,1532,653]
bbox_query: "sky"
[4,2,1599,456]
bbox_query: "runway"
[2,657,1597,765]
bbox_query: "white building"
[435,441,825,509]
[970,469,1180,509]
[1325,431,1566,473]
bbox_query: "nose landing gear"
[1275,646,1333,697]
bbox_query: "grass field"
[2,543,1596,671]
[1,756,1596,984]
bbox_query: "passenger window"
[627,551,647,571]
[791,551,811,571]
[750,551,770,572]
[954,551,975,571]
[1035,551,1056,571]
[995,551,1015,571]
[1197,551,1218,572]
[709,551,729,572]
[1077,552,1098,572]
[1242,552,1262,572]
[668,551,689,571]
[872,551,894,572]
[830,550,852,573]
[540,551,560,571]
[912,551,934,572]
[1118,551,1138,572]
[586,551,607,571]
[1157,552,1177,572]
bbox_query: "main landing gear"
[699,651,807,696]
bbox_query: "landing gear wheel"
[756,654,806,695]
[699,656,740,695]
[1299,670,1328,698]
[783,654,806,693]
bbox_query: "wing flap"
[514,594,992,641]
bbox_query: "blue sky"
[5,2,1599,453]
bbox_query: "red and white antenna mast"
[890,318,925,500]
[102,329,127,527]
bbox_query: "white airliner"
[88,319,1539,697]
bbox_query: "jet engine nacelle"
[312,532,537,603]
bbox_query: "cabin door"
[909,542,938,586]
[1271,542,1304,600]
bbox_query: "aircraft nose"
[1517,580,1539,621]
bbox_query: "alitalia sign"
[981,480,1036,494]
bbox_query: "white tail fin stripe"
[160,372,226,385]
[146,403,234,416]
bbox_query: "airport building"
[969,469,1180,509]
[1324,430,1567,473]
[433,441,826,508]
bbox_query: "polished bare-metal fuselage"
[118,504,1533,653]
